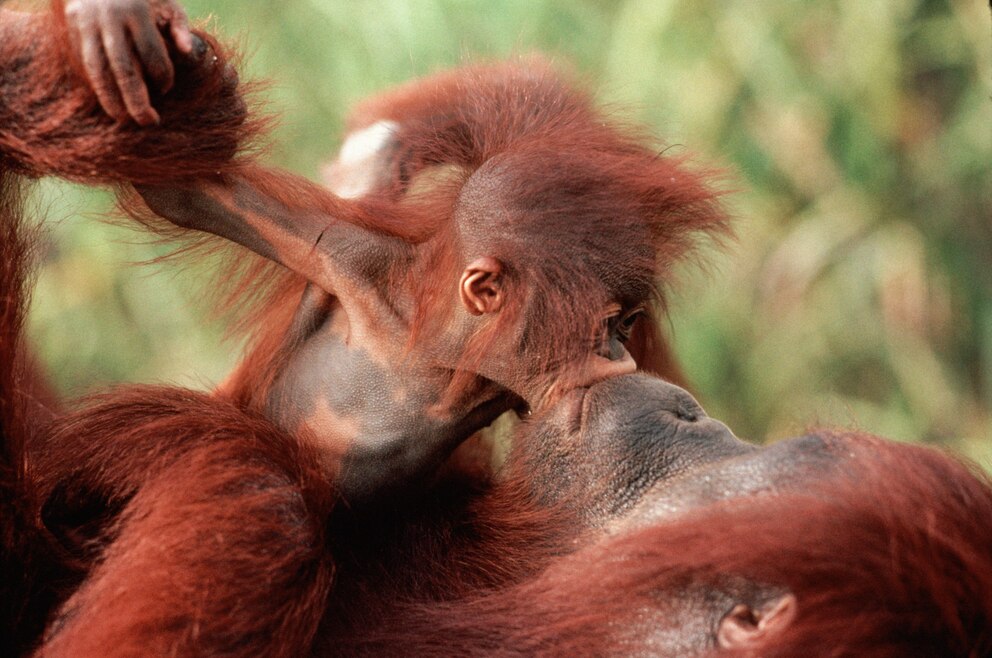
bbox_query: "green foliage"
[27,0,991,469]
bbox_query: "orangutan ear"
[459,257,504,316]
[716,594,797,650]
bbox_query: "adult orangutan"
[22,374,992,655]
[316,374,992,656]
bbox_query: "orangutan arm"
[136,170,407,299]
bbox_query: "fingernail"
[140,110,161,126]
[180,30,195,54]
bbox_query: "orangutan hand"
[63,0,194,125]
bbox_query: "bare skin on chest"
[267,288,509,499]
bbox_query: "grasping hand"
[63,0,194,125]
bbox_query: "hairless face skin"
[517,374,837,526]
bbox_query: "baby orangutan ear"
[716,593,797,651]
[460,257,505,315]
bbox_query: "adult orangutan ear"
[716,594,797,650]
[460,257,504,316]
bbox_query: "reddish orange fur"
[0,3,266,653]
[1,6,989,657]
[0,167,52,658]
[153,60,729,411]
[336,59,730,388]
[32,388,334,657]
[0,3,257,185]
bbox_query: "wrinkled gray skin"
[514,373,836,527]
[510,374,839,655]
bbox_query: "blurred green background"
[26,0,992,469]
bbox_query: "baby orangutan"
[136,60,729,502]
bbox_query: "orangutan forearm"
[137,170,403,298]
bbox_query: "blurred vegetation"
[25,0,992,469]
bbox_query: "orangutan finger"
[101,24,159,126]
[64,4,85,63]
[167,5,194,54]
[126,12,174,93]
[77,20,128,122]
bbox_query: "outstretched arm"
[136,169,411,301]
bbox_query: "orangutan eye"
[614,307,644,344]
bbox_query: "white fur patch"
[325,120,400,199]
